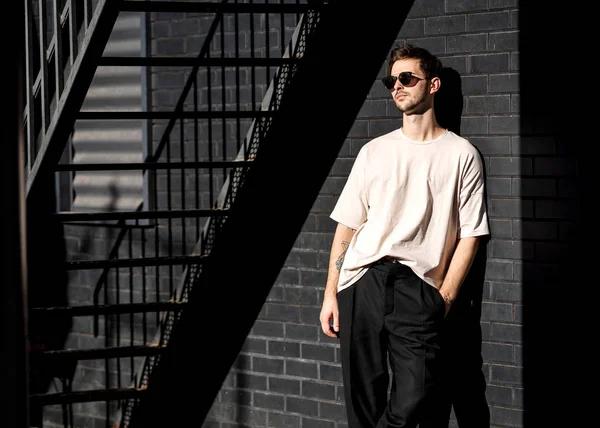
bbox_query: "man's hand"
[439,291,453,317]
[320,293,340,338]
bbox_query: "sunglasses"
[381,72,424,90]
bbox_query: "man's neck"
[401,113,445,142]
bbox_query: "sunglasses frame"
[381,72,424,90]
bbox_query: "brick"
[491,323,522,343]
[485,384,513,406]
[447,33,487,54]
[489,115,519,134]
[461,74,488,94]
[269,377,301,395]
[491,406,523,427]
[267,411,300,428]
[470,136,511,154]
[467,11,510,31]
[301,343,336,363]
[466,94,511,114]
[481,301,514,322]
[286,359,318,379]
[489,281,522,302]
[489,31,518,51]
[286,396,319,416]
[302,380,336,401]
[407,0,445,17]
[254,392,285,411]
[425,16,467,35]
[253,357,284,375]
[269,340,300,358]
[446,0,488,13]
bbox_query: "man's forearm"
[324,223,356,297]
[439,236,481,304]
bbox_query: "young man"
[319,44,490,427]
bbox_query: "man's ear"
[429,76,441,94]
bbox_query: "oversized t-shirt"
[330,128,489,293]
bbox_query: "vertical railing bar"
[265,4,270,85]
[103,267,110,425]
[220,16,226,179]
[53,0,65,99]
[128,227,134,377]
[24,0,36,172]
[280,0,284,58]
[179,116,186,255]
[207,50,214,207]
[83,0,90,28]
[193,76,200,240]
[141,225,148,344]
[248,0,255,158]
[153,159,160,329]
[141,9,154,214]
[115,264,122,394]
[250,0,256,113]
[166,135,174,298]
[68,0,78,66]
[234,2,241,154]
[38,0,50,134]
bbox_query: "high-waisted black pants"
[337,259,446,428]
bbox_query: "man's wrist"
[439,291,454,306]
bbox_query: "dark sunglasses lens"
[398,72,414,86]
[382,76,396,90]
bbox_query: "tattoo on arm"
[335,240,350,271]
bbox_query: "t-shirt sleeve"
[458,150,490,238]
[330,148,368,230]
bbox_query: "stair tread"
[121,1,326,13]
[99,56,303,66]
[64,254,208,270]
[31,344,166,360]
[53,208,229,221]
[56,159,254,171]
[76,110,276,119]
[30,301,186,316]
[31,387,147,405]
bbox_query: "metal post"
[1,0,30,427]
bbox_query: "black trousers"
[426,250,490,428]
[429,304,490,428]
[338,259,446,428]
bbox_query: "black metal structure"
[20,0,414,426]
[3,1,29,427]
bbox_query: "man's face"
[389,59,430,115]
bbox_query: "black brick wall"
[201,1,579,427]
[55,1,585,427]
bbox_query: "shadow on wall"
[27,179,72,426]
[520,3,587,427]
[435,66,464,136]
[432,66,492,427]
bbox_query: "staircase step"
[99,56,302,67]
[56,159,254,172]
[30,301,187,317]
[65,254,207,270]
[53,208,229,222]
[31,344,166,361]
[121,1,326,14]
[76,110,275,120]
[31,387,147,406]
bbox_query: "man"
[319,44,490,428]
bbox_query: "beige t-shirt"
[330,128,489,292]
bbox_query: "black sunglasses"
[381,72,424,90]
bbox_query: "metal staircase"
[22,0,413,426]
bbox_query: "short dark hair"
[386,44,443,80]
